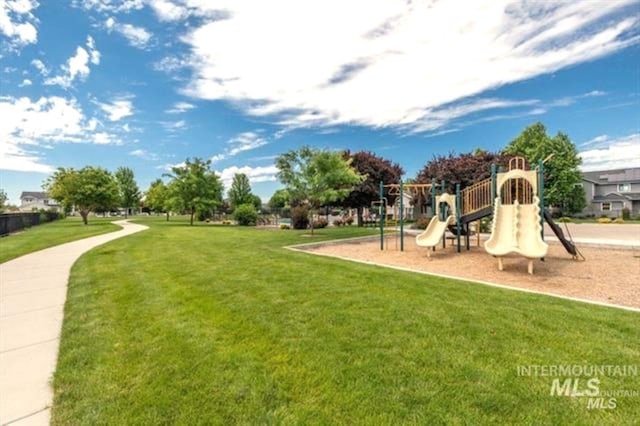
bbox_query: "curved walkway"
[0,220,148,425]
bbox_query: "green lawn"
[0,216,120,263]
[53,217,640,424]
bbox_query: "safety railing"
[460,178,492,216]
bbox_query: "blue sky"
[1,0,639,204]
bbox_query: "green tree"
[268,189,290,224]
[166,158,224,226]
[228,173,254,209]
[276,147,364,234]
[251,194,262,211]
[45,166,119,224]
[145,179,170,220]
[504,122,585,213]
[0,189,7,212]
[268,189,289,211]
[341,151,404,226]
[115,167,141,218]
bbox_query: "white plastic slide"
[416,215,455,251]
[485,196,548,272]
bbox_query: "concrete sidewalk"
[0,220,148,425]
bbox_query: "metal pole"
[399,179,404,251]
[538,160,544,241]
[456,183,461,253]
[379,180,384,250]
[441,180,446,220]
[431,179,436,218]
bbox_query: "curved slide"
[416,215,455,256]
[485,197,548,273]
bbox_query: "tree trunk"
[357,206,363,227]
[190,208,194,226]
[80,210,89,225]
[166,211,169,221]
[310,210,314,235]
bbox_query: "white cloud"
[148,0,187,21]
[0,0,38,47]
[160,119,186,131]
[210,131,268,163]
[579,133,640,171]
[98,96,134,121]
[178,0,638,132]
[45,36,101,88]
[216,165,279,188]
[0,96,120,173]
[165,101,195,114]
[31,58,49,75]
[105,17,152,48]
[158,161,185,171]
[92,131,121,145]
[18,78,31,87]
[74,0,144,13]
[129,148,158,160]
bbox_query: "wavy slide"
[485,196,548,273]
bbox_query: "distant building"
[580,168,640,217]
[19,192,59,212]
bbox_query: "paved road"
[0,220,148,426]
[544,222,640,248]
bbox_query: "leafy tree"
[341,151,404,226]
[276,147,364,234]
[115,167,141,218]
[504,122,584,212]
[228,173,255,209]
[268,189,289,211]
[45,166,119,224]
[416,150,509,191]
[0,189,7,212]
[145,179,170,220]
[251,194,262,211]
[166,158,224,226]
[233,203,258,226]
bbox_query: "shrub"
[233,203,258,226]
[344,216,354,226]
[280,224,290,230]
[558,217,573,223]
[622,207,631,220]
[291,206,310,229]
[613,217,625,224]
[598,217,612,224]
[333,218,344,227]
[412,217,430,230]
[480,217,492,233]
[313,218,328,229]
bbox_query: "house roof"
[20,191,49,199]
[593,192,640,202]
[582,168,640,185]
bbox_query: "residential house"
[580,168,640,217]
[19,192,59,212]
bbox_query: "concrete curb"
[285,240,640,314]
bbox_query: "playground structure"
[375,157,578,274]
[415,192,456,257]
[484,158,548,274]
